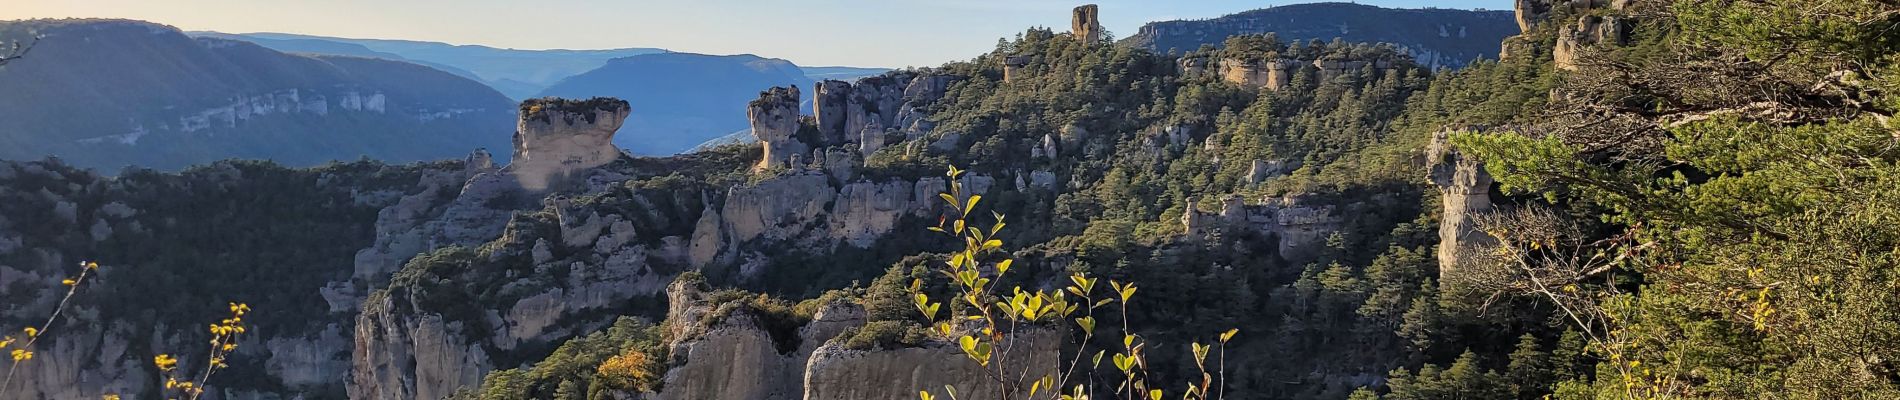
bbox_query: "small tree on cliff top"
[912,166,1238,400]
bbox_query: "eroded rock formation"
[752,86,806,171]
[1184,193,1345,259]
[1218,58,1300,90]
[1073,4,1102,43]
[512,97,630,191]
[1428,128,1499,280]
[651,279,1060,400]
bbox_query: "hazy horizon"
[3,0,1512,67]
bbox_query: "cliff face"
[1504,0,1636,70]
[810,72,956,154]
[1428,128,1498,281]
[1073,5,1102,43]
[1183,194,1345,260]
[339,73,990,397]
[751,86,807,171]
[0,157,461,399]
[512,97,631,190]
[645,280,1061,400]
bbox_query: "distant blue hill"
[0,19,515,171]
[191,31,668,99]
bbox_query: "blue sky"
[4,1,1511,67]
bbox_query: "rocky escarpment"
[1427,128,1499,281]
[1072,4,1102,43]
[809,72,957,155]
[1183,193,1345,260]
[0,158,462,399]
[751,86,808,171]
[1181,41,1408,91]
[349,97,651,400]
[648,278,1060,400]
[1501,0,1637,70]
[348,74,992,398]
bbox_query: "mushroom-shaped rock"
[512,97,629,190]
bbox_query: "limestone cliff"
[752,86,807,170]
[1183,47,1404,91]
[1428,128,1499,280]
[1072,5,1102,43]
[1183,193,1346,260]
[512,97,630,190]
[645,278,1061,400]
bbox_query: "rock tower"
[1073,5,1102,43]
[511,97,629,190]
[749,86,805,171]
[1428,127,1499,280]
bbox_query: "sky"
[3,0,1512,67]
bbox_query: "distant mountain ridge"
[0,19,515,171]
[194,32,891,156]
[1122,2,1517,69]
[190,31,666,99]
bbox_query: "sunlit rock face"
[511,97,630,190]
[1073,4,1102,43]
[750,87,806,171]
[1428,127,1499,280]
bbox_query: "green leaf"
[964,195,982,215]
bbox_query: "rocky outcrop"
[814,73,954,149]
[1514,0,1556,32]
[352,297,493,400]
[1218,58,1299,90]
[815,80,854,144]
[351,150,500,283]
[752,86,806,170]
[1428,128,1498,280]
[1554,14,1629,70]
[653,280,805,400]
[1184,193,1344,259]
[719,171,993,258]
[650,279,1059,400]
[803,328,1062,400]
[1073,4,1102,43]
[1004,55,1033,82]
[0,321,152,399]
[512,97,630,191]
[1247,158,1298,183]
